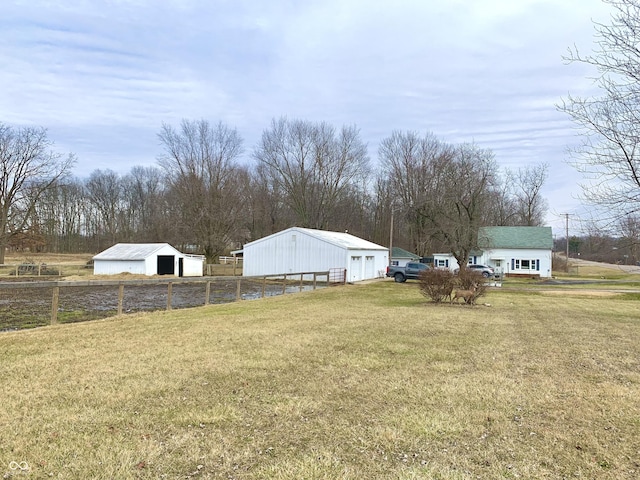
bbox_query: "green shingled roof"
[478,226,553,249]
[391,247,420,259]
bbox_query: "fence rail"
[0,271,331,331]
[0,263,90,277]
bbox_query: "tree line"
[0,118,549,264]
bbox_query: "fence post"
[262,276,266,298]
[51,286,59,325]
[167,282,173,310]
[38,264,41,276]
[205,281,211,305]
[282,274,287,294]
[313,273,317,290]
[117,284,124,315]
[299,273,303,292]
[236,278,241,301]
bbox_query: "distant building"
[390,247,421,267]
[241,227,388,282]
[432,226,553,278]
[93,243,204,277]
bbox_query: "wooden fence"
[0,272,331,330]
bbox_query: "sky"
[1,0,615,237]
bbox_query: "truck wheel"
[394,273,405,283]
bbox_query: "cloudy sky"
[1,0,614,235]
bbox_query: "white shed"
[242,227,388,282]
[93,243,204,277]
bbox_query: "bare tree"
[158,119,245,262]
[378,130,454,255]
[417,142,498,268]
[0,123,74,263]
[253,118,370,230]
[559,0,640,222]
[33,178,86,253]
[123,166,167,242]
[85,169,129,245]
[619,214,640,263]
[508,162,549,226]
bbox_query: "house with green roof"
[390,247,421,267]
[432,226,553,278]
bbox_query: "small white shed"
[93,243,204,277]
[242,227,388,282]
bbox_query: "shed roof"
[391,247,420,259]
[478,226,553,249]
[93,243,179,261]
[245,227,387,251]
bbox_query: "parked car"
[454,264,494,278]
[386,262,430,282]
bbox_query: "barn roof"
[245,227,388,251]
[93,243,179,260]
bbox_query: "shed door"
[365,256,375,279]
[350,256,362,282]
[157,255,175,275]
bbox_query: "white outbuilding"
[93,243,204,277]
[241,227,389,282]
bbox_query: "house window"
[391,260,399,266]
[495,260,502,267]
[512,259,540,271]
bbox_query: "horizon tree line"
[1,118,553,264]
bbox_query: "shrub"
[453,268,488,304]
[418,268,457,303]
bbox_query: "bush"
[453,268,488,304]
[418,267,487,305]
[418,268,457,303]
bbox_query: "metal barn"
[242,227,388,282]
[93,243,204,277]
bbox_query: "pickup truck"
[386,262,429,282]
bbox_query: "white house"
[432,226,554,278]
[242,227,388,282]
[93,243,204,277]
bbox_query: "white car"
[454,264,494,278]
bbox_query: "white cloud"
[0,0,616,234]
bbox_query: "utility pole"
[564,213,570,272]
[389,208,394,266]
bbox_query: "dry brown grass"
[4,252,94,264]
[1,282,639,479]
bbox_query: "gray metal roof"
[93,243,179,260]
[296,228,388,250]
[245,227,388,251]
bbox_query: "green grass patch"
[1,282,639,479]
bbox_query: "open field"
[2,252,242,278]
[1,281,639,479]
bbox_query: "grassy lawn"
[1,281,639,479]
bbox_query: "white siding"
[244,230,347,276]
[433,249,552,278]
[243,228,388,280]
[182,255,205,277]
[94,259,146,275]
[483,248,552,278]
